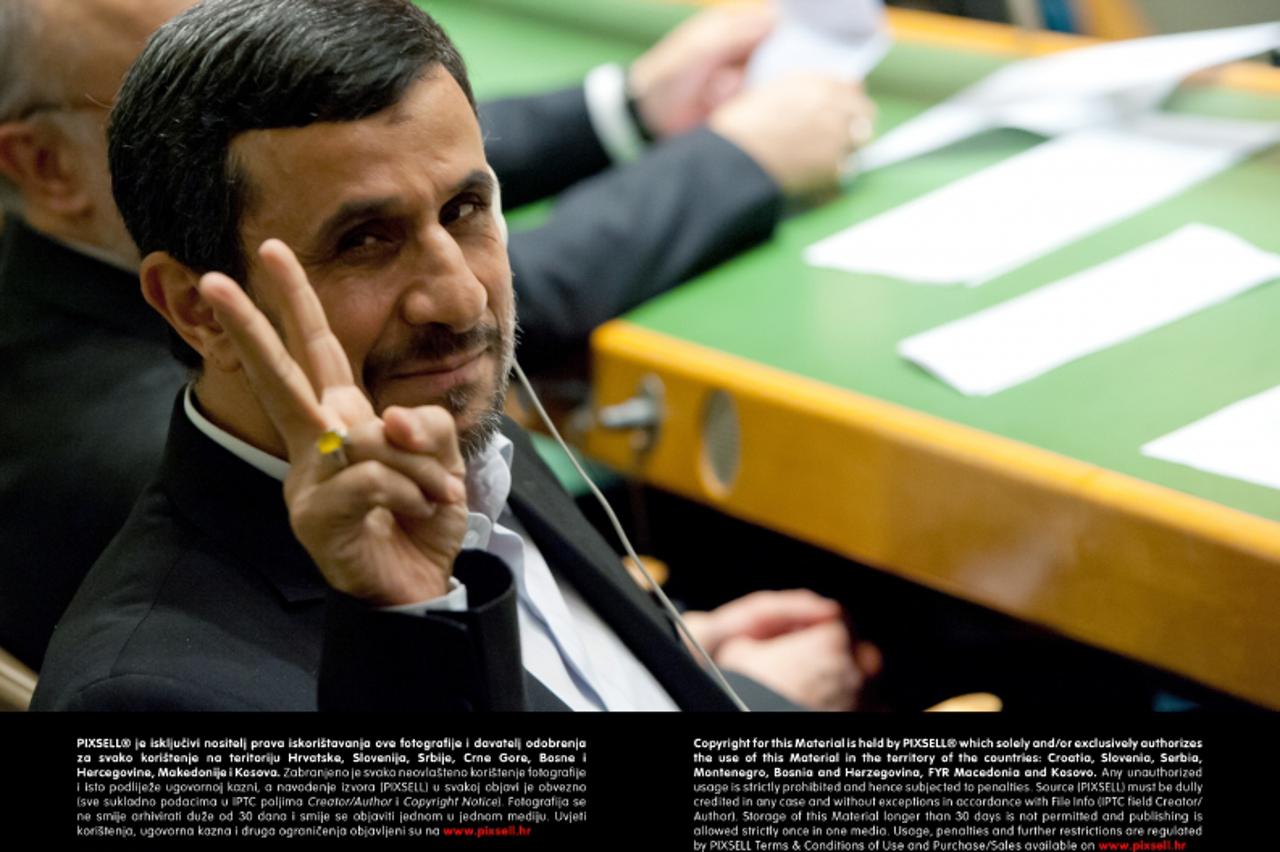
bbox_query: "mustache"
[363,323,504,386]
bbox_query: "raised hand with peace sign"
[198,239,478,606]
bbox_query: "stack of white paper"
[1143,386,1280,492]
[897,224,1280,397]
[805,114,1280,286]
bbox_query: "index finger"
[198,271,334,455]
[256,238,357,394]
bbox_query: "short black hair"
[109,0,475,366]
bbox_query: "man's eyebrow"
[449,169,494,198]
[313,197,402,248]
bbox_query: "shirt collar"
[183,384,291,482]
[49,233,138,275]
[465,431,514,524]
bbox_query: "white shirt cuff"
[380,577,469,614]
[584,63,647,164]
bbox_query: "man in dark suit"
[33,0,876,712]
[0,0,193,670]
[0,0,872,674]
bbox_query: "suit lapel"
[502,422,737,711]
[524,671,570,711]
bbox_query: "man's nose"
[399,224,487,331]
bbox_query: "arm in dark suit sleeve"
[509,127,783,374]
[318,552,526,711]
[480,87,612,209]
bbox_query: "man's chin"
[456,403,505,464]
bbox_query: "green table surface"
[428,0,1280,524]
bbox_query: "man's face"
[232,71,514,457]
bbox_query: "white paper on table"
[806,113,1280,286]
[860,20,1280,172]
[1142,385,1280,493]
[747,0,890,85]
[896,224,1280,397]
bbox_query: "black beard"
[446,365,510,464]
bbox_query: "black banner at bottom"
[3,712,1271,848]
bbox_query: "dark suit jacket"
[481,89,783,372]
[31,402,746,711]
[0,219,187,669]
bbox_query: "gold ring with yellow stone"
[315,427,350,470]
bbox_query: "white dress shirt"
[583,63,649,164]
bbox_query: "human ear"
[140,252,241,372]
[0,120,90,215]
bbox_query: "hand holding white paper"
[746,0,891,86]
